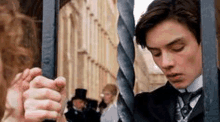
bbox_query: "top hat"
[71,88,87,101]
[86,99,98,110]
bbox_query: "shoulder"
[65,108,76,115]
[107,103,118,113]
[134,84,169,121]
[135,84,168,102]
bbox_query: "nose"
[161,52,174,70]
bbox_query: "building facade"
[58,0,119,100]
[57,0,164,101]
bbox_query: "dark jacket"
[134,82,204,122]
[84,108,101,122]
[65,108,86,122]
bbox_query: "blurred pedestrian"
[66,100,73,111]
[100,84,118,122]
[65,88,87,122]
[85,99,101,122]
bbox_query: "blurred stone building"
[134,43,167,94]
[57,0,160,100]
[58,0,119,100]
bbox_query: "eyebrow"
[166,37,184,47]
[147,37,184,50]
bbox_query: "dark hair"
[135,0,200,48]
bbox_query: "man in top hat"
[85,99,101,122]
[65,88,87,122]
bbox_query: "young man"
[65,88,87,122]
[134,0,203,121]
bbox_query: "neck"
[178,75,203,93]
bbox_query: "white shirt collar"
[178,75,203,93]
[73,106,83,112]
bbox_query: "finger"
[25,67,42,83]
[54,77,66,91]
[29,76,59,91]
[10,68,30,86]
[23,88,62,102]
[25,110,58,122]
[22,68,42,91]
[10,72,22,86]
[29,67,42,77]
[19,69,30,89]
[14,72,22,81]
[21,69,31,81]
[24,99,62,112]
[30,76,66,92]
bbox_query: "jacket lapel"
[164,82,179,122]
[188,92,204,121]
[152,82,179,122]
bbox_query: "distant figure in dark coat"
[65,88,87,122]
[85,99,101,122]
[67,100,73,111]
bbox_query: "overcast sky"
[134,0,154,25]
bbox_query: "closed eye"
[150,50,161,57]
[171,45,184,52]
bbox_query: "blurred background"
[19,0,167,101]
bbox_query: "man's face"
[146,19,202,89]
[73,99,85,110]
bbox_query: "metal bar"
[116,0,135,122]
[201,0,220,121]
[41,0,59,79]
[42,0,59,121]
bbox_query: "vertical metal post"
[201,0,220,121]
[42,0,59,79]
[117,0,135,122]
[42,0,59,121]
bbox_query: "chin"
[171,81,189,89]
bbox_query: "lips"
[166,73,183,81]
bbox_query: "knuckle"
[42,88,51,98]
[24,110,31,120]
[33,76,42,85]
[22,83,30,91]
[44,100,53,110]
[40,111,48,119]
[57,104,62,112]
[23,91,29,99]
[56,93,62,102]
[24,100,31,109]
[41,111,58,120]
[24,99,35,110]
[53,111,59,119]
